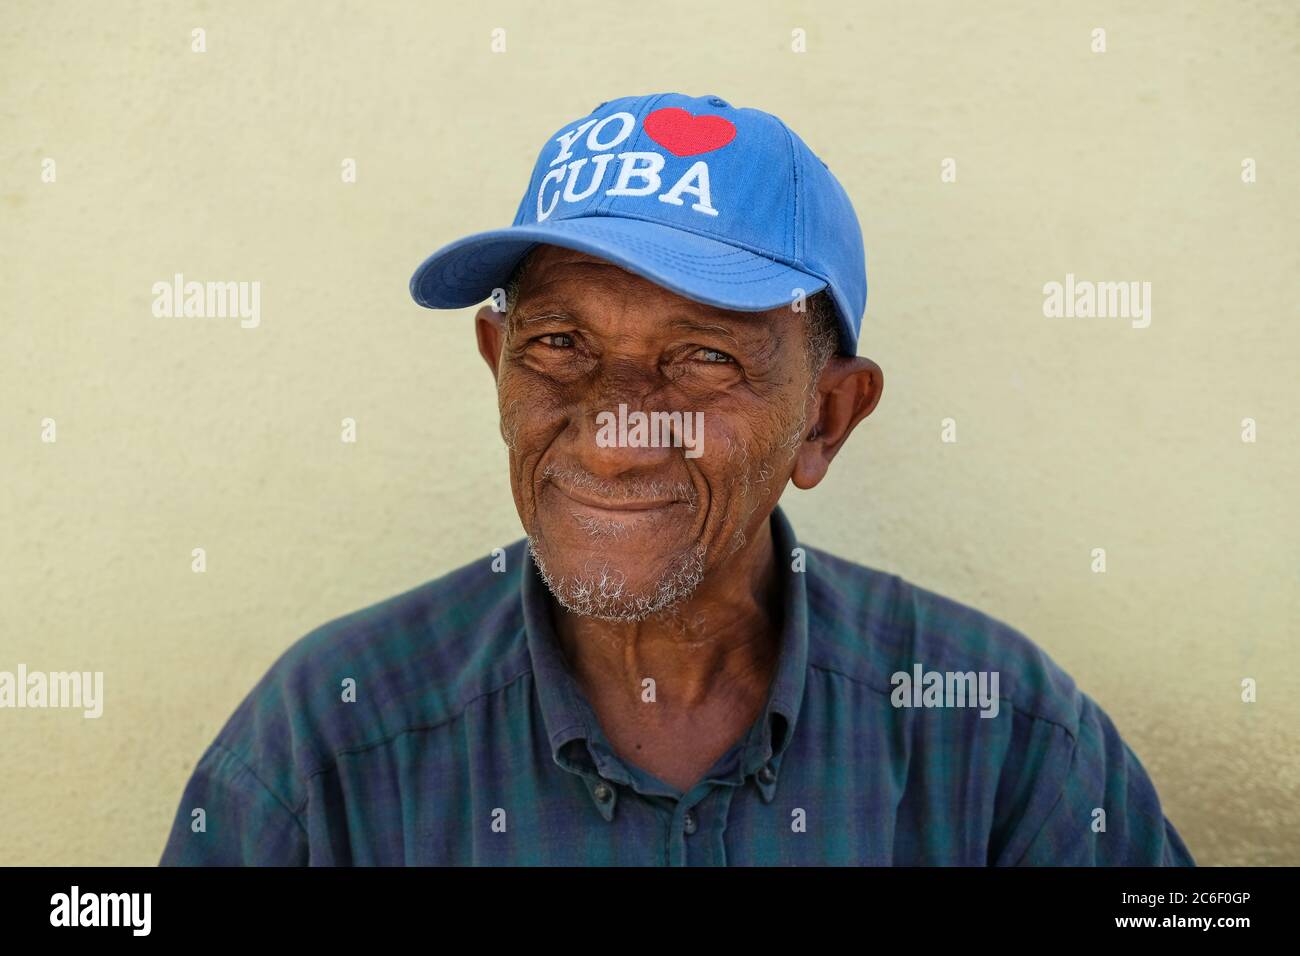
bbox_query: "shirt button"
[683,811,698,835]
[757,764,776,785]
[593,783,613,804]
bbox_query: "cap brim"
[409,216,828,316]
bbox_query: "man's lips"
[545,477,684,514]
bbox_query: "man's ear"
[791,355,884,490]
[475,304,507,381]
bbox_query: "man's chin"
[525,533,707,623]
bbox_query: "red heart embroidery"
[643,107,737,157]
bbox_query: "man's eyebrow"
[669,313,781,350]
[509,304,776,351]
[509,308,575,332]
[668,318,740,343]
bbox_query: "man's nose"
[574,366,684,479]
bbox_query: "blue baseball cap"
[409,92,868,353]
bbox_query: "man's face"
[483,244,824,622]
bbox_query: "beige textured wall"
[1,0,1296,866]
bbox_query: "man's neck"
[553,516,782,712]
[550,514,784,792]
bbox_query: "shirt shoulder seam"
[209,739,309,838]
[1008,729,1081,865]
[804,659,1081,742]
[810,570,1082,741]
[290,660,537,811]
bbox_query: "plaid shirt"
[160,505,1194,866]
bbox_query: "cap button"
[707,96,730,108]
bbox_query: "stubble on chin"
[526,532,707,624]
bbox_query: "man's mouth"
[539,465,694,531]
[547,477,682,516]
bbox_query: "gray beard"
[527,535,707,623]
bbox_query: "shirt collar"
[521,504,809,811]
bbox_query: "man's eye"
[537,333,575,349]
[694,347,735,364]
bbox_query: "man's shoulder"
[802,543,1086,736]
[207,539,532,790]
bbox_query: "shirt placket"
[668,784,737,866]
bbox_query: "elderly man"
[160,93,1193,866]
